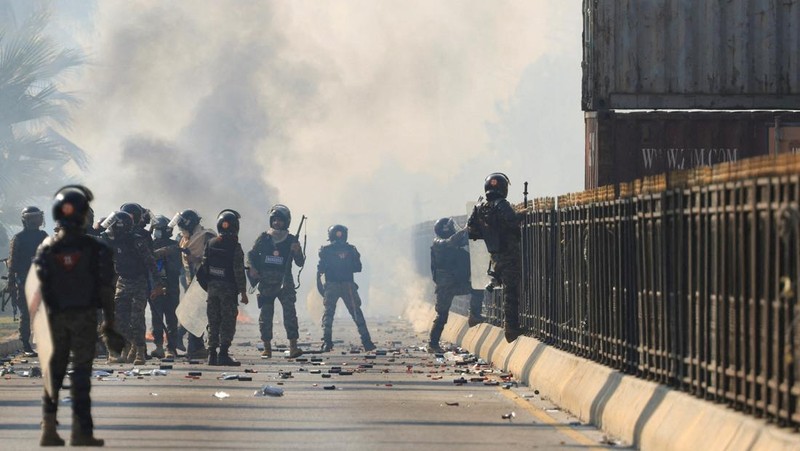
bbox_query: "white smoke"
[55,0,584,320]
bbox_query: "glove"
[316,274,325,297]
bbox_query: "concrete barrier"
[441,313,800,451]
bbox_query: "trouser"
[429,284,484,345]
[492,252,521,328]
[149,282,179,348]
[114,276,148,346]
[322,281,372,347]
[14,280,31,346]
[258,284,299,341]
[43,308,98,435]
[206,281,239,348]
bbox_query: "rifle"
[280,215,307,291]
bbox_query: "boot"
[40,413,64,446]
[428,342,444,354]
[504,323,522,343]
[207,347,218,366]
[217,346,240,366]
[468,315,485,328]
[321,339,333,352]
[287,339,303,358]
[164,347,176,359]
[132,346,146,366]
[70,420,104,447]
[188,347,208,360]
[107,343,129,364]
[150,344,165,359]
[362,341,377,352]
[260,341,272,358]
[23,340,38,357]
[125,342,136,363]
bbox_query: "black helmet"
[52,185,94,232]
[327,224,348,243]
[150,214,173,238]
[484,172,510,198]
[268,204,291,230]
[168,209,201,232]
[120,203,144,226]
[21,206,44,229]
[217,209,241,236]
[434,217,456,239]
[101,211,134,239]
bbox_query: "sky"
[11,0,585,321]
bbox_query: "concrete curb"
[441,314,800,451]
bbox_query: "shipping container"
[585,110,800,188]
[582,0,800,111]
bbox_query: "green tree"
[0,7,87,243]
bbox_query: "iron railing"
[481,168,800,427]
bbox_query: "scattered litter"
[149,393,159,397]
[62,397,72,404]
[501,412,516,420]
[188,371,202,377]
[321,374,332,378]
[254,385,284,397]
[483,380,499,386]
[310,369,321,374]
[546,408,560,413]
[534,389,540,395]
[453,377,468,384]
[159,364,173,370]
[445,402,459,407]
[244,368,258,373]
[323,385,336,390]
[221,374,240,381]
[213,391,230,399]
[238,376,252,382]
[160,358,174,363]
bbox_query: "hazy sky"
[23,0,585,319]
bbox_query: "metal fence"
[483,171,800,427]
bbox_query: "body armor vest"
[319,242,360,283]
[206,236,237,284]
[37,236,105,311]
[250,233,296,285]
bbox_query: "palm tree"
[0,7,87,242]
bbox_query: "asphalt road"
[0,315,622,450]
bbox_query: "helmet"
[52,185,94,232]
[216,209,241,236]
[268,204,291,230]
[101,211,134,239]
[484,172,510,198]
[168,209,201,232]
[120,203,144,226]
[434,217,456,239]
[327,224,348,243]
[150,214,173,238]
[21,206,44,229]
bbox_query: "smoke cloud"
[56,1,583,321]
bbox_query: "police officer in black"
[198,210,248,366]
[428,217,485,353]
[317,225,376,352]
[34,185,116,446]
[150,215,182,359]
[8,206,49,355]
[467,173,527,343]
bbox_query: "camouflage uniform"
[109,231,157,347]
[247,232,304,342]
[201,237,247,349]
[429,229,484,348]
[152,236,182,351]
[8,228,48,351]
[317,241,374,349]
[468,195,524,337]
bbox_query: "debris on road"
[213,391,230,399]
[501,412,516,420]
[254,385,284,397]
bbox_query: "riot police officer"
[33,185,116,446]
[150,215,182,359]
[198,210,248,366]
[8,206,48,355]
[316,225,376,352]
[467,173,526,343]
[102,211,160,364]
[247,204,304,358]
[169,209,216,359]
[428,217,485,353]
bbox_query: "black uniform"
[317,241,374,350]
[468,195,524,339]
[8,228,48,350]
[152,235,181,352]
[34,233,115,439]
[248,232,304,342]
[429,229,484,348]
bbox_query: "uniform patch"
[209,266,226,277]
[265,255,283,265]
[55,251,82,271]
[337,252,347,259]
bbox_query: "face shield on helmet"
[120,203,144,227]
[101,211,134,239]
[150,214,173,240]
[21,206,45,229]
[268,204,291,230]
[168,209,200,232]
